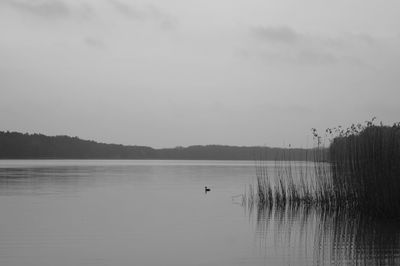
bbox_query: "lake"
[0,160,399,266]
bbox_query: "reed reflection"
[246,203,400,265]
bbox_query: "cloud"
[107,0,143,20]
[296,50,337,65]
[0,0,177,28]
[245,25,372,67]
[108,0,178,29]
[0,0,70,18]
[257,51,338,66]
[84,37,105,49]
[250,49,368,67]
[147,5,178,30]
[354,33,375,45]
[252,26,300,44]
[0,0,95,21]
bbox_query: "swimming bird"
[205,186,211,193]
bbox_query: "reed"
[246,119,400,218]
[330,122,400,217]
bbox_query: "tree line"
[0,131,316,160]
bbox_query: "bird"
[205,186,211,193]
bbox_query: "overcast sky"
[1,0,400,148]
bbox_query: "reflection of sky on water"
[1,160,399,265]
[0,160,257,266]
[247,203,400,265]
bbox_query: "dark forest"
[0,131,314,160]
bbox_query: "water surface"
[0,160,399,265]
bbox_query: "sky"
[1,0,400,148]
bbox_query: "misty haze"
[1,0,400,265]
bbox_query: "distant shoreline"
[0,131,321,161]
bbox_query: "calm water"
[0,160,399,266]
